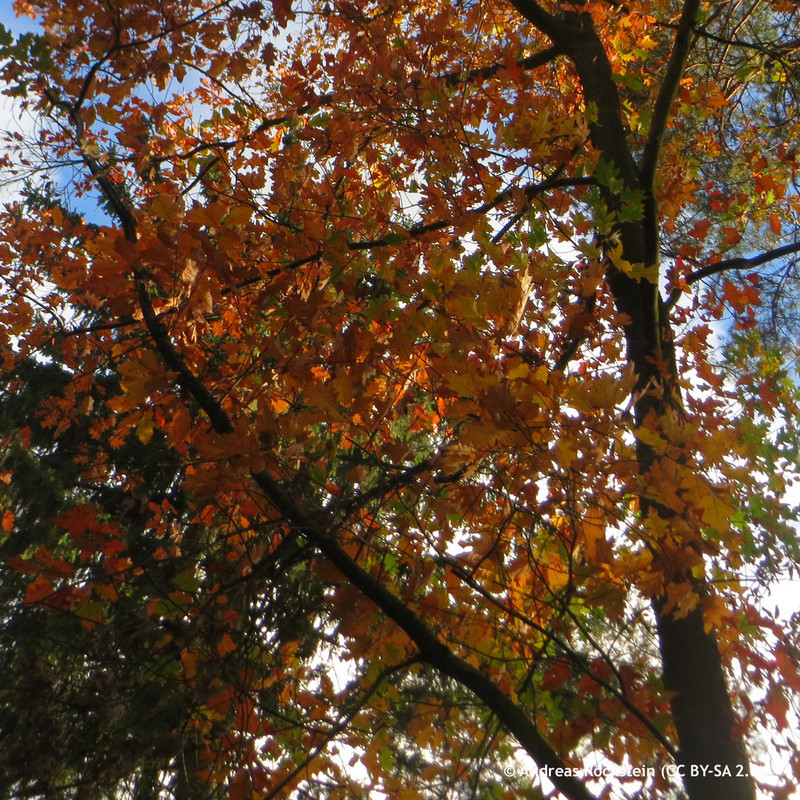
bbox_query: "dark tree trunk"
[506,3,758,798]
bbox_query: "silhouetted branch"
[665,241,800,309]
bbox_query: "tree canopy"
[1,1,799,799]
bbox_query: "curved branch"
[505,0,562,42]
[443,46,560,86]
[63,91,236,434]
[73,85,597,800]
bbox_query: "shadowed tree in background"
[1,1,800,799]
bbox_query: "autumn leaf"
[24,576,54,605]
[582,506,611,565]
[689,218,711,241]
[135,413,154,444]
[217,633,237,657]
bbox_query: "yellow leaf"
[150,195,180,223]
[582,506,610,563]
[662,582,699,619]
[698,491,735,533]
[702,594,728,633]
[437,442,477,472]
[224,205,253,226]
[640,34,659,50]
[136,413,154,444]
[569,372,631,412]
[507,362,530,381]
[636,425,670,455]
[546,558,570,591]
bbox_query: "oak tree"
[1,1,800,799]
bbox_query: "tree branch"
[84,152,596,800]
[504,0,563,42]
[665,241,800,310]
[639,0,700,274]
[639,0,701,197]
[442,46,560,86]
[62,308,177,339]
[249,470,598,800]
[657,20,800,61]
[228,172,593,292]
[63,92,236,434]
[347,174,595,250]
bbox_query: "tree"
[1,0,799,798]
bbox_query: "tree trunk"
[505,4,759,798]
[656,602,755,800]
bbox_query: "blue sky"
[0,0,39,35]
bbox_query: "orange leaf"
[25,576,54,605]
[217,633,237,656]
[94,582,119,602]
[582,506,607,563]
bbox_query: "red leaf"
[722,226,741,245]
[765,686,789,729]
[689,218,711,241]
